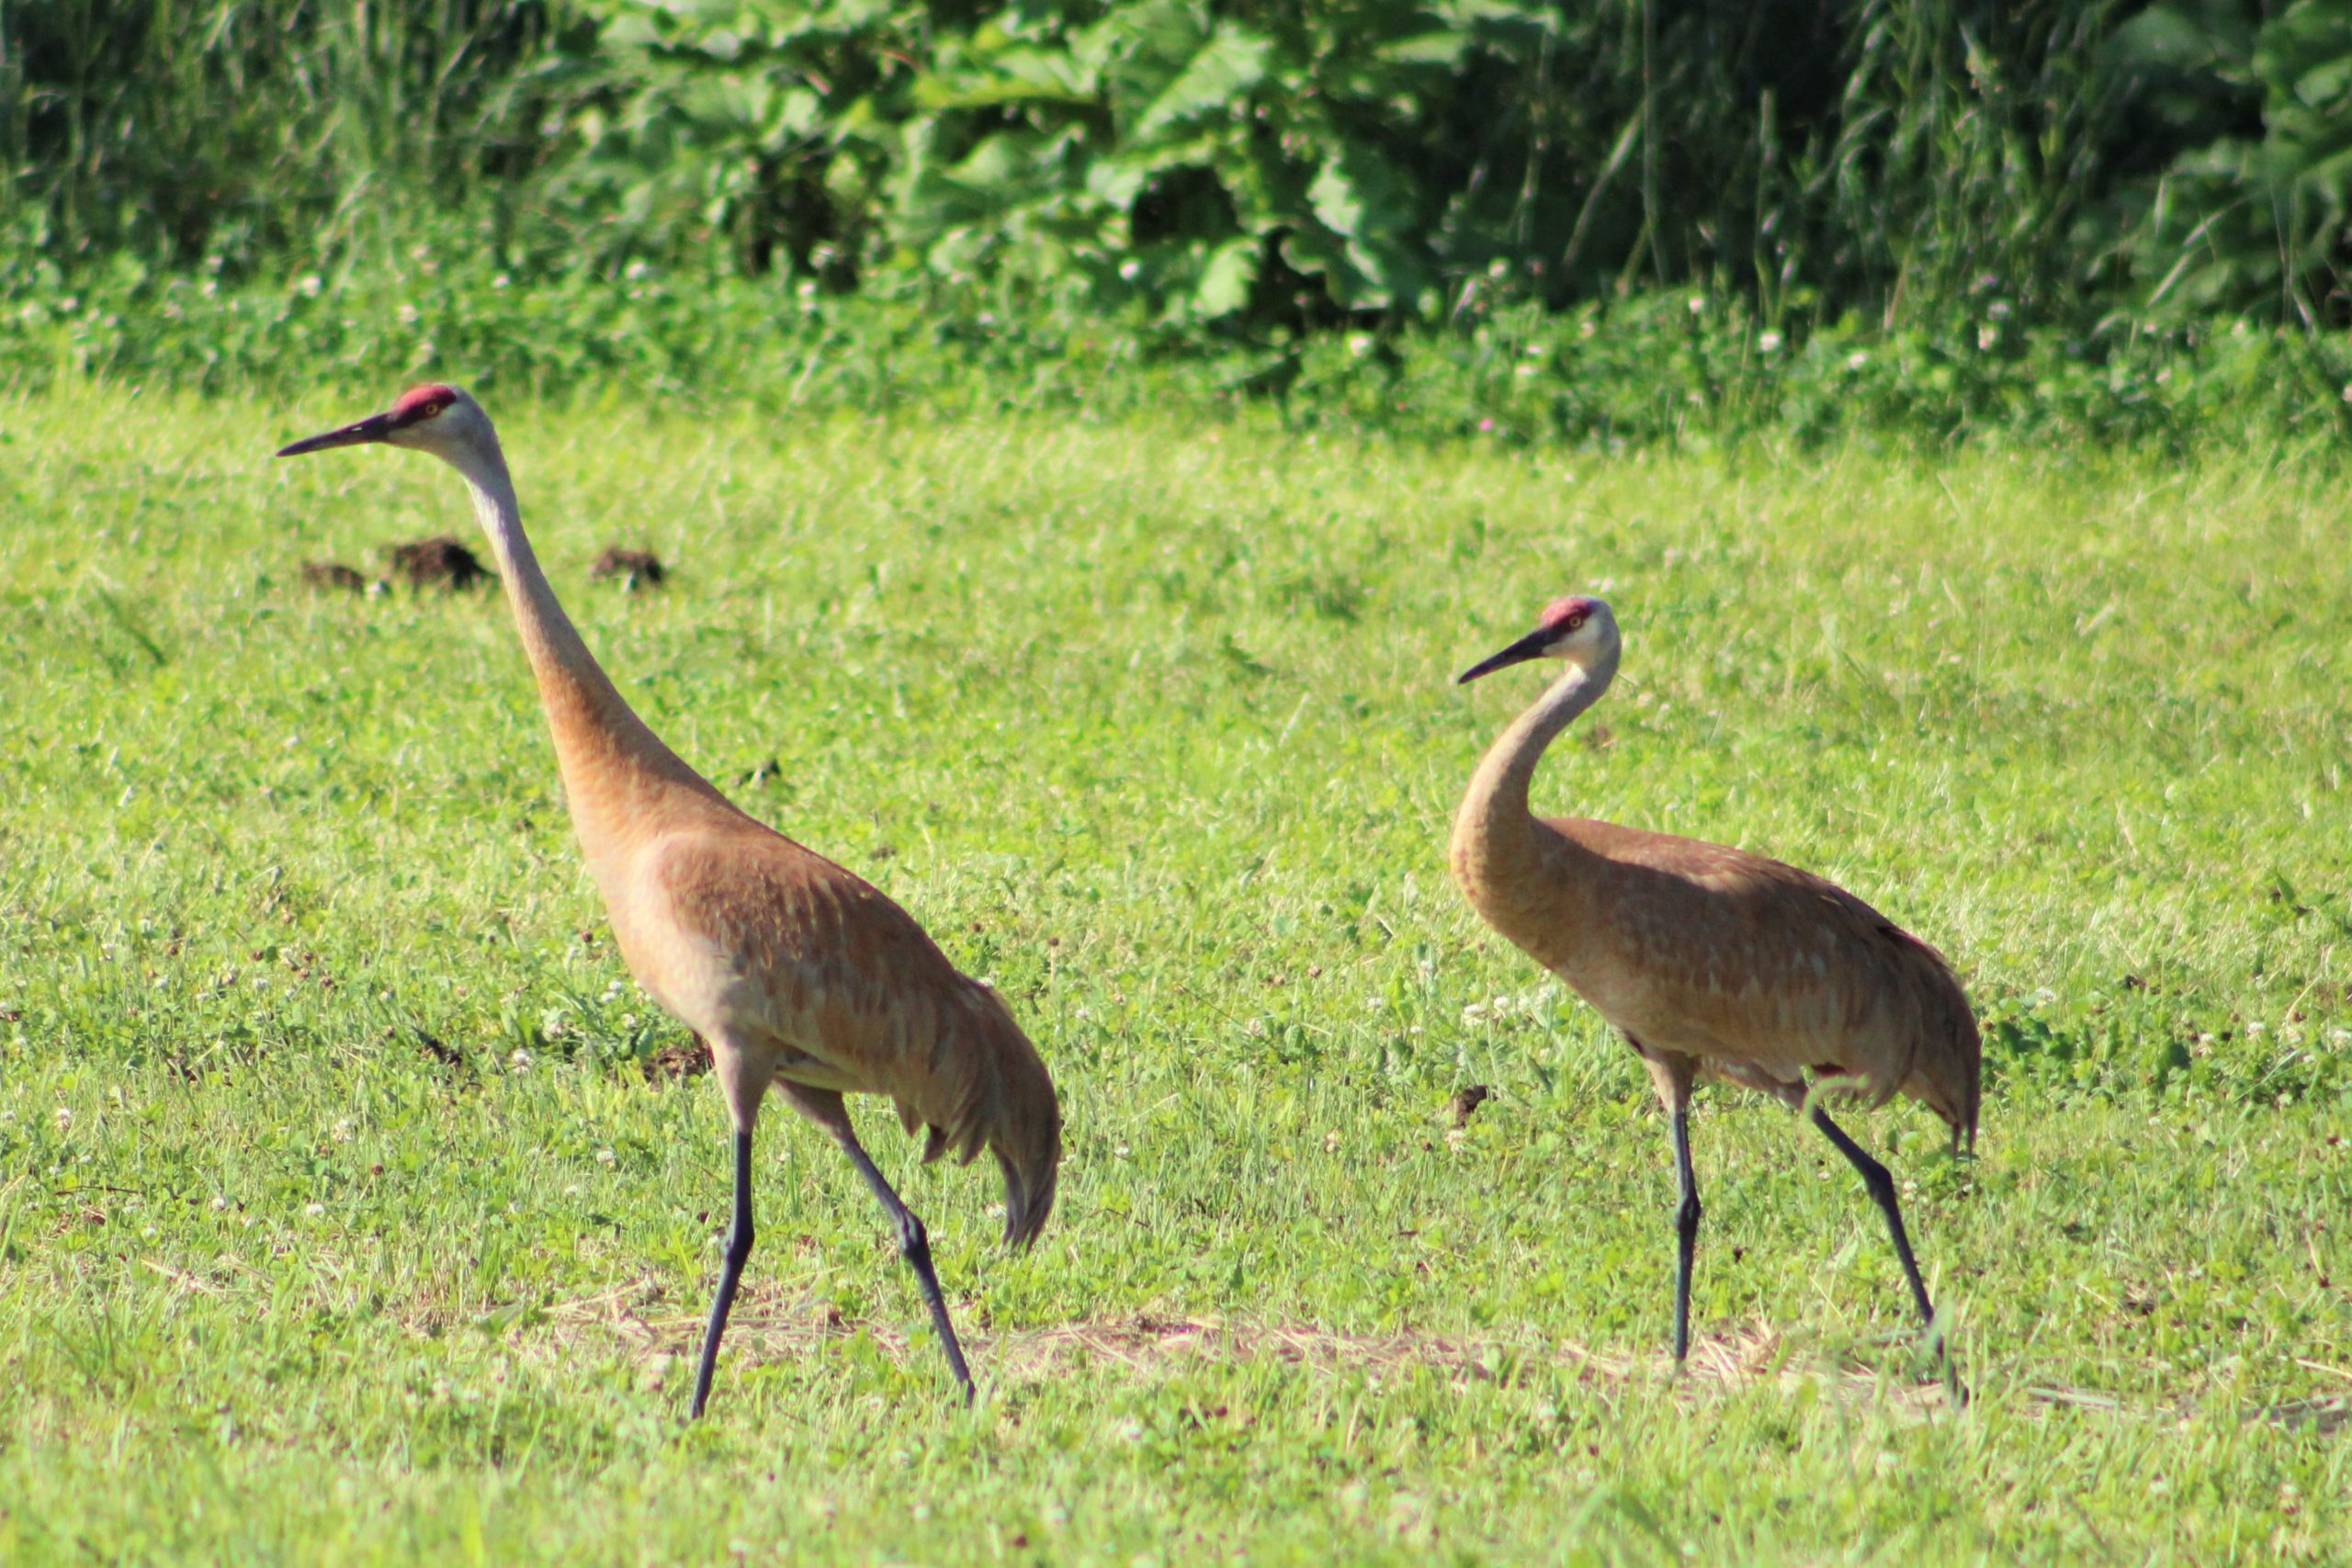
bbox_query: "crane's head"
[1456,594,1619,684]
[276,383,492,463]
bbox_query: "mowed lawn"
[1,385,2346,1563]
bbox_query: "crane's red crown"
[390,383,459,425]
[1540,595,1600,631]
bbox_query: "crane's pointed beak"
[1456,625,1553,684]
[277,412,396,457]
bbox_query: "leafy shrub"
[7,228,2350,457]
[6,0,2350,333]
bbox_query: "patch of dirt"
[591,547,668,590]
[644,1038,713,1082]
[1449,1085,1492,1126]
[389,536,491,591]
[521,1286,1957,1416]
[299,560,378,594]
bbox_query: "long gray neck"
[445,434,731,851]
[1452,648,1619,869]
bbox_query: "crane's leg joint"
[689,1128,761,1421]
[896,1209,932,1263]
[724,1215,756,1271]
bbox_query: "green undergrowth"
[0,387,2346,1562]
[10,254,2352,454]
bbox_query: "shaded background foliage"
[3,0,2351,356]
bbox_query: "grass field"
[1,384,2346,1563]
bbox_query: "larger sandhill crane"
[278,385,1060,1414]
[1450,594,1977,1363]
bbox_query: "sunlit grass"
[0,385,2346,1562]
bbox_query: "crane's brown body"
[1450,594,1976,1362]
[1453,813,1979,1139]
[278,385,1057,1412]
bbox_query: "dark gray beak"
[1456,625,1555,684]
[277,412,396,457]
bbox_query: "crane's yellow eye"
[1565,613,1586,632]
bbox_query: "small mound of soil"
[644,1038,713,1082]
[389,536,491,591]
[299,560,375,593]
[591,547,668,590]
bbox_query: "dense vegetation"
[6,1,2352,439]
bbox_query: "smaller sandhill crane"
[278,385,1060,1414]
[1450,595,1977,1363]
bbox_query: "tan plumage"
[278,384,1059,1412]
[1450,593,1976,1361]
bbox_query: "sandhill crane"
[1450,594,1977,1363]
[278,384,1060,1413]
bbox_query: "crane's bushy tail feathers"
[987,1014,1060,1251]
[1885,926,1982,1156]
[902,986,1061,1252]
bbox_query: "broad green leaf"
[1133,25,1274,140]
[1193,235,1260,317]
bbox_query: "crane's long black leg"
[1809,1107,1933,1325]
[835,1131,977,1404]
[1670,1105,1703,1362]
[689,1128,756,1419]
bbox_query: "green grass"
[1,383,2346,1563]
